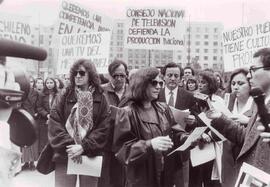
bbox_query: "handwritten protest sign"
[53,0,113,74]
[57,31,111,74]
[222,21,270,72]
[0,12,31,44]
[0,12,34,70]
[124,7,186,50]
[55,0,113,34]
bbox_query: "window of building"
[204,35,209,39]
[213,56,217,61]
[204,49,208,53]
[204,41,209,45]
[195,41,200,45]
[186,27,191,32]
[214,35,218,40]
[213,41,218,46]
[213,63,218,69]
[204,63,208,69]
[196,49,200,53]
[196,34,200,39]
[178,55,182,60]
[213,49,218,53]
[214,28,218,33]
[204,56,208,60]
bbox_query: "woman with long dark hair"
[47,59,110,187]
[36,77,58,154]
[113,67,187,187]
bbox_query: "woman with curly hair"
[47,59,110,187]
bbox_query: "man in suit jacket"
[158,62,197,187]
[207,48,270,178]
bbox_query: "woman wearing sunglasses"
[46,59,110,187]
[113,67,187,187]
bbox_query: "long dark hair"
[69,59,101,91]
[43,77,58,95]
[126,67,160,105]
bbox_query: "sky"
[0,0,269,29]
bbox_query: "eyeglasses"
[112,74,126,79]
[151,80,163,87]
[74,70,86,76]
[166,73,180,78]
[249,66,270,78]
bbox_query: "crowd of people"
[16,48,270,187]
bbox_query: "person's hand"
[66,144,84,158]
[184,115,196,125]
[201,133,212,143]
[257,124,270,143]
[47,114,50,119]
[71,156,82,164]
[206,109,222,119]
[230,114,249,124]
[151,136,173,152]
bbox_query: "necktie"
[168,91,174,107]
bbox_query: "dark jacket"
[22,88,39,116]
[48,87,110,162]
[113,102,187,187]
[101,82,128,107]
[221,94,255,187]
[36,91,57,120]
[211,109,270,176]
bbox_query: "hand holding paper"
[167,127,207,156]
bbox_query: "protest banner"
[222,21,270,72]
[0,12,34,70]
[0,12,31,44]
[55,0,113,35]
[53,0,113,74]
[56,31,111,74]
[124,7,186,50]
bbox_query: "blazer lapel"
[237,111,259,159]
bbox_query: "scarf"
[65,86,95,144]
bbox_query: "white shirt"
[232,97,253,115]
[165,86,178,107]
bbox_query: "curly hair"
[126,67,160,105]
[69,59,101,90]
[199,71,218,95]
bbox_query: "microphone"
[250,87,270,132]
[0,39,47,61]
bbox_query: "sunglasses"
[151,80,163,87]
[74,70,86,76]
[113,74,126,79]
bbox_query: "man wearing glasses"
[207,48,270,181]
[158,62,197,187]
[99,59,128,187]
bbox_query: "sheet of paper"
[190,143,215,167]
[67,156,103,177]
[198,112,226,141]
[168,127,207,156]
[169,106,190,129]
